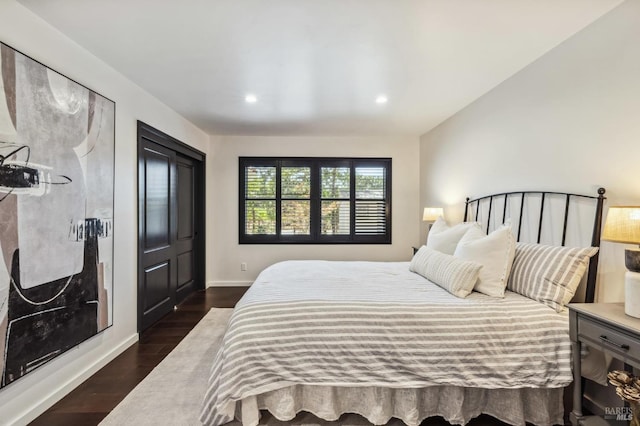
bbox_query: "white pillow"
[426,217,479,255]
[453,224,516,298]
[410,246,483,298]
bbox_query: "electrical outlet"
[241,262,247,271]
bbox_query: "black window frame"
[239,157,391,244]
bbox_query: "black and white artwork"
[0,42,114,388]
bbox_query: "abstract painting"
[0,42,114,388]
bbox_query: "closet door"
[175,155,197,304]
[138,139,178,331]
[137,122,205,332]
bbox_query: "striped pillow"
[507,243,599,312]
[410,246,483,298]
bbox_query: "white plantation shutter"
[355,167,386,236]
[355,200,386,235]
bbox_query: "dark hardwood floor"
[31,287,517,426]
[30,287,248,426]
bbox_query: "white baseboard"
[207,280,253,287]
[12,333,139,425]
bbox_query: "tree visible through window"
[240,157,391,244]
[244,166,276,234]
[321,166,350,235]
[281,166,310,235]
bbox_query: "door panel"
[144,150,172,250]
[143,261,171,313]
[177,160,194,240]
[177,252,193,287]
[175,156,196,304]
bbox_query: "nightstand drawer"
[578,316,640,362]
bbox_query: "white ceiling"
[19,0,623,137]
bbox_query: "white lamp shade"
[423,207,444,222]
[602,206,640,245]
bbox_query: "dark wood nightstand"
[569,303,640,425]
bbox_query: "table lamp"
[423,207,444,224]
[602,206,640,318]
[423,207,443,243]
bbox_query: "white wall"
[419,0,640,304]
[208,135,420,286]
[0,2,209,424]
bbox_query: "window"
[240,157,391,244]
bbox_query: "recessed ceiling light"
[376,95,388,104]
[245,94,257,103]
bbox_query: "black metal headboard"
[463,188,606,304]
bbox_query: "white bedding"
[200,260,573,426]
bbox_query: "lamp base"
[625,248,640,273]
[625,271,640,318]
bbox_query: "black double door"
[137,122,205,331]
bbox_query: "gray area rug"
[100,308,233,426]
[99,308,420,426]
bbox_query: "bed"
[200,189,607,426]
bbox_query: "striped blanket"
[200,261,572,426]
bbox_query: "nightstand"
[569,303,640,425]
